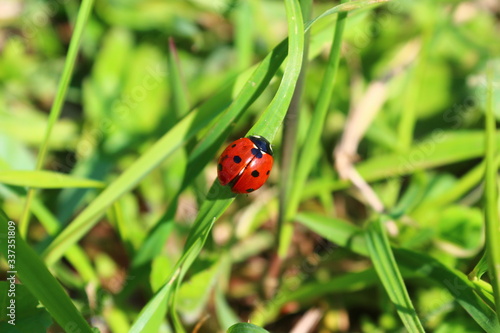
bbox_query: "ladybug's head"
[248,135,273,156]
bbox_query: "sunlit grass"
[0,0,499,332]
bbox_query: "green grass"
[1,0,500,332]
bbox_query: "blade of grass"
[167,37,190,118]
[130,0,305,330]
[281,0,349,259]
[128,268,180,333]
[19,0,95,237]
[304,0,390,31]
[170,277,187,333]
[397,35,429,151]
[365,217,425,332]
[0,210,94,333]
[412,157,500,217]
[296,212,500,332]
[215,285,240,330]
[235,0,253,71]
[484,67,500,323]
[0,170,104,189]
[277,0,312,262]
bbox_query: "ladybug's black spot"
[233,156,242,163]
[251,170,259,177]
[266,170,270,175]
[232,144,236,148]
[218,164,223,171]
[251,148,263,158]
[246,188,255,193]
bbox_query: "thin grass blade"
[281,0,349,258]
[19,0,95,237]
[365,217,425,332]
[484,67,500,323]
[0,170,104,189]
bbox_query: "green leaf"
[0,170,104,189]
[365,217,425,332]
[227,323,270,333]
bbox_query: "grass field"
[1,0,500,332]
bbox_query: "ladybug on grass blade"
[217,135,274,194]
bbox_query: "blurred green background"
[1,0,500,332]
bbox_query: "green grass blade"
[365,217,425,332]
[0,170,104,189]
[235,0,253,71]
[304,0,390,31]
[0,210,94,332]
[296,212,500,332]
[128,269,179,333]
[167,38,190,117]
[170,277,187,333]
[215,286,240,330]
[484,68,500,323]
[397,38,428,151]
[19,0,95,237]
[247,0,304,140]
[281,0,349,258]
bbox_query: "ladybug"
[217,135,274,194]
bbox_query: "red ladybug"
[217,135,274,193]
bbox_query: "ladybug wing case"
[231,154,273,193]
[217,138,255,186]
